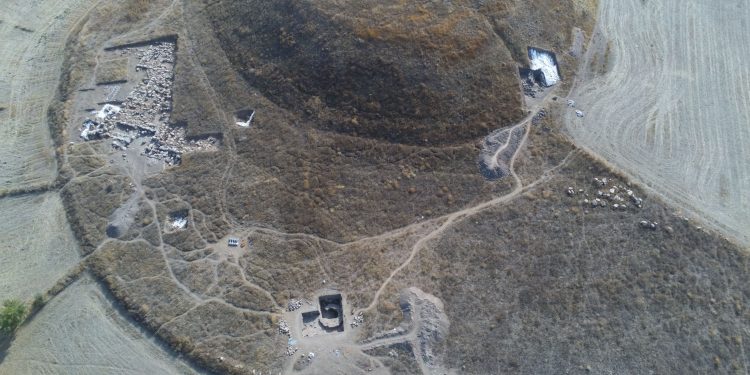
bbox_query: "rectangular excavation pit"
[318,294,344,333]
[526,47,561,87]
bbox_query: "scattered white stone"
[80,119,97,140]
[350,312,364,328]
[286,346,298,357]
[96,104,121,119]
[278,319,290,336]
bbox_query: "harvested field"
[0,275,203,375]
[565,0,750,246]
[0,0,94,191]
[0,193,80,301]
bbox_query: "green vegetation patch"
[0,299,26,333]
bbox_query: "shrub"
[0,299,27,333]
[32,293,46,311]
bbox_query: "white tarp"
[529,48,560,86]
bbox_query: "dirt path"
[273,138,569,374]
[565,0,750,247]
[359,148,572,314]
[358,87,563,313]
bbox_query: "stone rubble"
[531,108,547,125]
[350,312,364,328]
[287,299,303,312]
[79,42,218,165]
[521,71,544,98]
[278,319,290,336]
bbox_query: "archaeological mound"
[204,0,525,145]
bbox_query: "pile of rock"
[532,109,547,125]
[350,312,364,328]
[522,77,539,98]
[287,299,302,312]
[278,319,290,336]
[521,68,550,98]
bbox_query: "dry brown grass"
[95,58,129,84]
[350,6,491,60]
